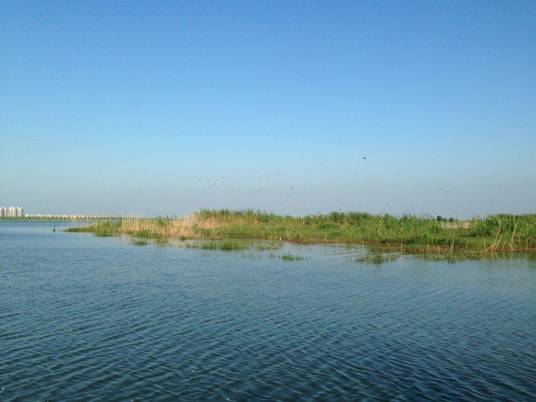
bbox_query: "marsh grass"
[66,210,536,259]
[185,239,248,252]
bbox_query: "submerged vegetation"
[357,253,399,264]
[66,210,536,259]
[281,254,305,262]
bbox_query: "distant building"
[0,206,24,217]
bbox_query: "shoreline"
[64,209,536,260]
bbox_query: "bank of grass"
[66,210,536,259]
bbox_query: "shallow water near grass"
[1,221,536,401]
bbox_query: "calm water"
[1,221,535,401]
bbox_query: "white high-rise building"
[0,206,25,217]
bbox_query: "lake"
[1,221,535,401]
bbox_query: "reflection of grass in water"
[416,251,530,264]
[131,238,148,246]
[255,242,283,251]
[357,253,398,265]
[155,238,169,247]
[281,254,304,261]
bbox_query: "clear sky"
[1,1,535,217]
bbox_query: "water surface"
[1,221,535,401]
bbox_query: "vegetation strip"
[66,210,536,259]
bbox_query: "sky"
[1,0,535,217]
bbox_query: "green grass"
[65,210,536,259]
[67,220,121,237]
[186,240,248,252]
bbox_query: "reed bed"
[67,210,536,258]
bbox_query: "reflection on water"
[1,221,535,401]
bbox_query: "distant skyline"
[1,1,535,218]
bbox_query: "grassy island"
[66,210,536,259]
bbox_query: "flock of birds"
[189,157,373,210]
[190,154,454,213]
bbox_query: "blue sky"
[1,1,535,217]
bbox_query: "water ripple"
[1,222,536,401]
